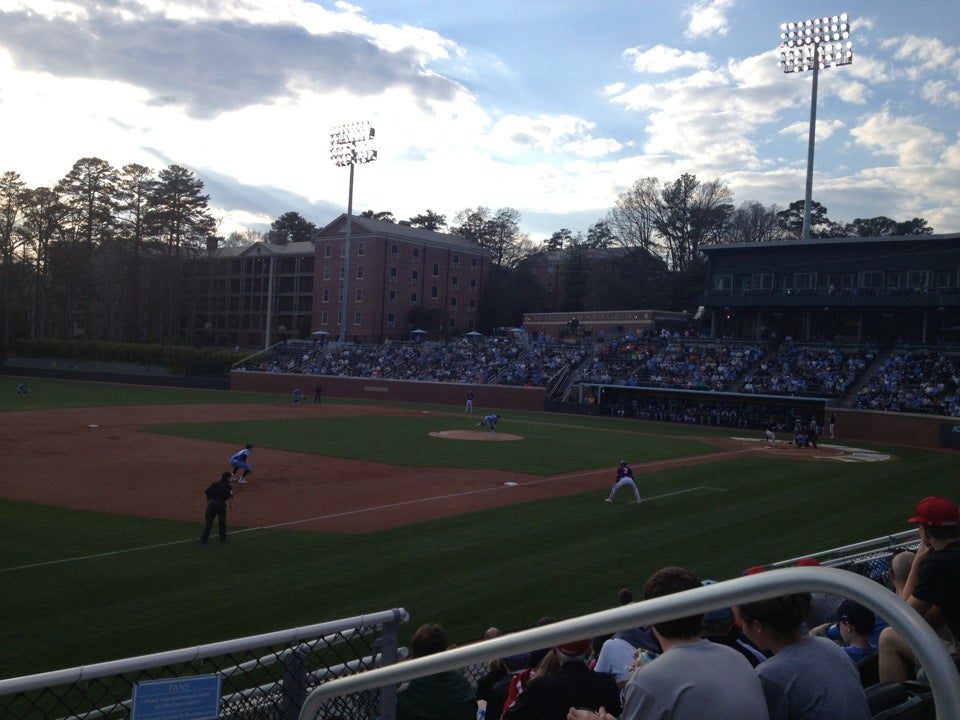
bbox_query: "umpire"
[200,472,234,544]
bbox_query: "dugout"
[547,384,827,432]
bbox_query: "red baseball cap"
[908,496,960,527]
[554,639,591,659]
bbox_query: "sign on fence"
[131,675,221,720]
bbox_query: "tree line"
[1,158,933,349]
[1,158,216,348]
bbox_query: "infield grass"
[2,377,959,680]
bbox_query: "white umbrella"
[411,329,428,334]
[465,331,484,337]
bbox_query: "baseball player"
[606,461,642,504]
[765,426,777,448]
[477,414,501,433]
[229,444,254,483]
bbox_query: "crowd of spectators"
[741,342,873,398]
[853,348,960,416]
[458,521,957,720]
[237,334,960,419]
[579,337,764,391]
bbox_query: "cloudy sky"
[1,0,958,242]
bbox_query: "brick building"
[184,214,491,348]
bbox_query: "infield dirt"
[3,404,851,533]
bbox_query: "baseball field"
[1,376,957,680]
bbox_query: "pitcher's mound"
[430,430,523,441]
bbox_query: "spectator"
[503,637,621,720]
[395,623,476,720]
[570,567,769,720]
[811,600,876,664]
[734,593,870,719]
[479,650,530,720]
[699,580,768,667]
[795,557,843,628]
[878,496,960,683]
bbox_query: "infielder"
[477,414,501,433]
[229,444,254,483]
[606,461,642,504]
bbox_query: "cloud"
[684,0,735,39]
[0,1,462,119]
[850,107,947,165]
[623,44,713,74]
[476,114,624,160]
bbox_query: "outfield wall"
[230,371,956,450]
[229,371,547,411]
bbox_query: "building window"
[450,297,457,308]
[356,265,364,280]
[713,274,732,292]
[431,285,438,299]
[387,312,396,327]
[340,266,344,280]
[355,288,363,302]
[453,254,460,268]
[432,263,439,277]
[391,244,399,258]
[354,311,362,326]
[908,270,930,292]
[750,273,773,291]
[323,267,331,281]
[340,242,345,258]
[324,244,332,258]
[390,267,397,282]
[452,276,459,289]
[470,278,477,291]
[413,248,420,260]
[793,272,817,291]
[357,242,365,257]
[859,270,884,290]
[321,311,328,324]
[322,288,330,302]
[411,292,418,304]
[388,289,397,304]
[469,299,476,311]
[411,269,419,283]
[471,257,478,269]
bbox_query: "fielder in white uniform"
[606,461,642,504]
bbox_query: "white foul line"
[0,469,730,572]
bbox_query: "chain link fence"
[0,609,408,720]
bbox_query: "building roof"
[318,214,490,255]
[701,231,960,253]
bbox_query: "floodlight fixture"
[777,13,853,241]
[329,121,377,343]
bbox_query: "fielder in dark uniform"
[201,472,234,544]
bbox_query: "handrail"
[298,569,960,720]
[0,609,408,695]
[769,530,918,567]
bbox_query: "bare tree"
[725,201,784,244]
[608,177,659,255]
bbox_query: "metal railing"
[0,609,408,720]
[298,569,960,720]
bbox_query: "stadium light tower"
[329,121,377,343]
[778,14,853,241]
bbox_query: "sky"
[1,0,958,243]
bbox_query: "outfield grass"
[1,377,958,680]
